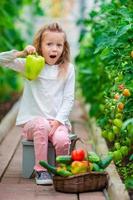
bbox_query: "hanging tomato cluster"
[101,84,132,163]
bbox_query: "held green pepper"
[24,54,45,80]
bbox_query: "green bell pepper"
[87,151,100,163]
[24,54,45,80]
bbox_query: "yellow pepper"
[71,161,88,175]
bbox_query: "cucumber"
[98,155,113,169]
[39,160,72,177]
[39,160,58,175]
[92,163,101,172]
[56,155,72,164]
[57,168,73,177]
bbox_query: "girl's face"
[41,31,64,65]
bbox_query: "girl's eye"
[47,43,52,46]
[57,44,63,47]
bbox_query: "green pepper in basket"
[87,151,100,163]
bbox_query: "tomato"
[114,93,120,100]
[113,150,122,162]
[131,50,133,58]
[122,89,131,97]
[117,102,124,110]
[113,118,123,128]
[115,113,123,119]
[101,130,108,138]
[108,131,115,142]
[101,130,108,139]
[71,149,85,161]
[112,126,119,134]
[120,146,128,156]
[114,142,121,150]
[115,74,123,82]
[124,137,132,147]
[118,84,124,90]
[99,104,105,111]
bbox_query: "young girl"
[0,23,75,185]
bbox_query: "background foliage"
[76,0,133,189]
[0,0,44,102]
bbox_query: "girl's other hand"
[24,45,36,55]
[49,120,62,137]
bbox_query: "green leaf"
[117,24,132,38]
[122,118,133,131]
[125,177,133,190]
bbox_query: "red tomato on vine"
[118,84,124,91]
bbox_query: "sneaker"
[35,171,53,185]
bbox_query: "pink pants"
[22,117,71,171]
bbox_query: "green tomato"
[112,126,120,134]
[101,130,108,139]
[99,104,105,111]
[115,74,123,82]
[124,137,132,147]
[115,113,123,119]
[114,142,121,150]
[120,146,129,156]
[113,150,123,162]
[25,54,45,80]
[108,131,115,142]
[113,119,123,128]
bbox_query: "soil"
[0,92,21,122]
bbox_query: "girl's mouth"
[50,55,57,59]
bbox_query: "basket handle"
[70,137,89,154]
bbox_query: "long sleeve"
[55,64,75,125]
[0,50,25,72]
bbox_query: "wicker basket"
[53,171,108,193]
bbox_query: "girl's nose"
[52,45,57,51]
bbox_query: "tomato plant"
[75,0,133,194]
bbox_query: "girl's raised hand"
[15,45,37,58]
[24,45,36,55]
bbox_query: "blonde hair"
[33,23,70,78]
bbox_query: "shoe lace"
[40,172,51,179]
